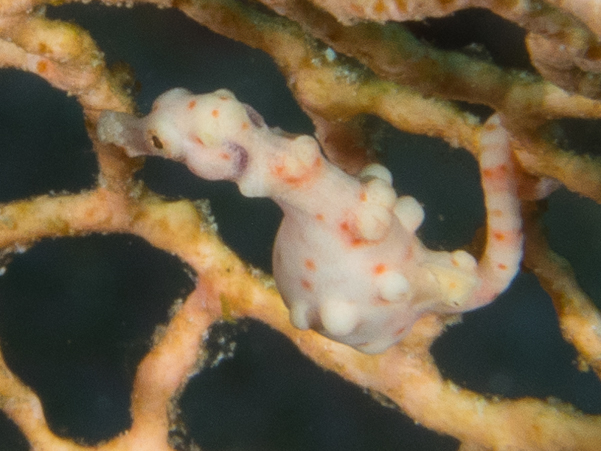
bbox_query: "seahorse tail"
[474,114,523,305]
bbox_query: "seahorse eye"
[151,135,164,149]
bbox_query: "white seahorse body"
[97,88,523,354]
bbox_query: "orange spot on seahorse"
[498,263,508,270]
[301,279,313,291]
[394,326,406,336]
[490,229,523,247]
[316,213,324,221]
[339,220,368,247]
[483,164,508,180]
[305,259,316,271]
[212,109,219,118]
[188,100,196,110]
[193,136,205,146]
[482,165,510,193]
[270,156,322,187]
[374,264,387,275]
[219,152,231,160]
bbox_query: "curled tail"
[471,114,523,308]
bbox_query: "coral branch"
[523,202,601,378]
[0,348,87,451]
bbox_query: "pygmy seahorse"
[97,88,522,354]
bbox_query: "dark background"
[0,4,601,450]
